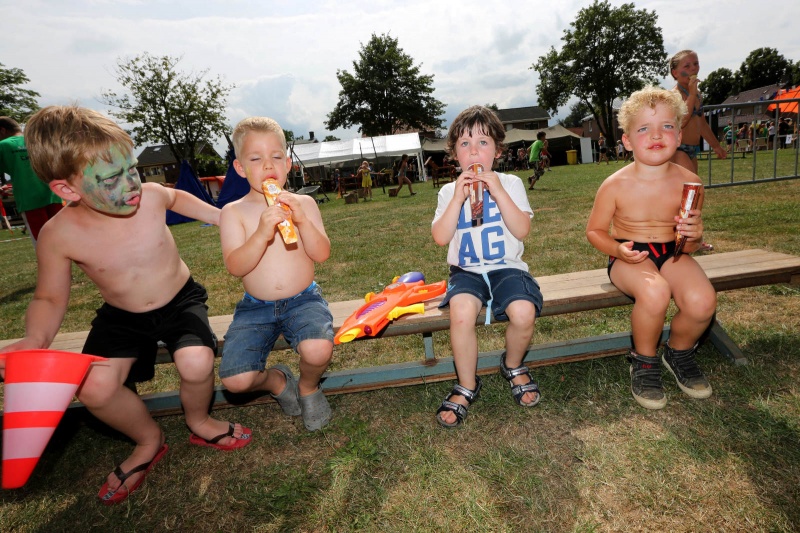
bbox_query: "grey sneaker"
[627,351,667,410]
[662,343,712,399]
[269,365,302,416]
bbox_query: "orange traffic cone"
[1,350,106,489]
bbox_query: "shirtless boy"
[586,87,717,409]
[0,105,250,504]
[218,116,334,431]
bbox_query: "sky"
[3,0,800,156]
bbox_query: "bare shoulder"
[669,162,702,182]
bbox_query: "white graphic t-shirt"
[432,172,533,274]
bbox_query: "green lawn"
[1,154,799,532]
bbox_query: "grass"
[1,151,799,531]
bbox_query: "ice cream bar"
[674,182,702,259]
[262,179,298,244]
[468,163,484,226]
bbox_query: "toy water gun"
[334,272,446,344]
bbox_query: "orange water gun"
[334,272,446,344]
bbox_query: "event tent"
[421,124,582,156]
[290,132,425,177]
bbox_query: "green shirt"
[529,140,544,163]
[0,135,62,212]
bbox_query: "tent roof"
[291,132,422,167]
[421,124,581,153]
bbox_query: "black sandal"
[500,353,540,407]
[436,376,482,428]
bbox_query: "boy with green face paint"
[0,105,252,505]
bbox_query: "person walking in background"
[597,134,609,164]
[394,153,416,197]
[0,116,64,245]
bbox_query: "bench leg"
[706,320,748,366]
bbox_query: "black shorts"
[607,240,677,278]
[82,277,217,382]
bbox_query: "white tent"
[291,132,422,167]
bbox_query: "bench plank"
[2,249,798,354]
[2,248,798,417]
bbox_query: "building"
[495,106,550,131]
[136,143,223,184]
[712,83,784,135]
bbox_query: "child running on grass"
[0,105,251,505]
[432,105,543,427]
[585,87,716,410]
[218,116,334,431]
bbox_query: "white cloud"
[3,0,799,157]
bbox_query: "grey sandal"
[299,388,332,431]
[270,365,301,416]
[500,353,540,407]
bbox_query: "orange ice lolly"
[262,179,298,244]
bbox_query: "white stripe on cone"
[2,427,58,460]
[3,382,79,413]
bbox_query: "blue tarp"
[215,149,250,209]
[166,160,216,225]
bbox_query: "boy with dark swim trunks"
[586,87,716,410]
[0,106,251,505]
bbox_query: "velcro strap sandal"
[500,353,540,407]
[436,376,482,428]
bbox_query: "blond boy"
[0,105,250,505]
[586,87,716,409]
[218,117,334,431]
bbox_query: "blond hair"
[232,116,286,156]
[668,49,697,80]
[24,105,133,184]
[617,86,687,135]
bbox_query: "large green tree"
[101,53,232,173]
[559,101,593,128]
[734,48,793,92]
[326,33,445,136]
[0,63,40,122]
[699,67,735,105]
[532,1,666,143]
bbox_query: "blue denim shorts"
[219,282,334,379]
[439,266,543,321]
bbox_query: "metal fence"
[700,97,799,189]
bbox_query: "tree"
[0,63,40,122]
[101,53,233,173]
[699,67,735,105]
[326,33,445,136]
[283,129,295,143]
[532,1,666,143]
[323,135,340,142]
[559,101,593,128]
[734,48,793,92]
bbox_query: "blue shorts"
[219,282,334,379]
[438,266,543,321]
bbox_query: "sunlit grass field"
[0,151,798,532]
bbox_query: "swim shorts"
[82,277,216,383]
[607,239,677,277]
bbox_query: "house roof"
[720,84,783,106]
[136,143,221,167]
[496,106,550,123]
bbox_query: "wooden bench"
[2,249,799,416]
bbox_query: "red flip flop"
[189,422,252,451]
[98,444,168,505]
